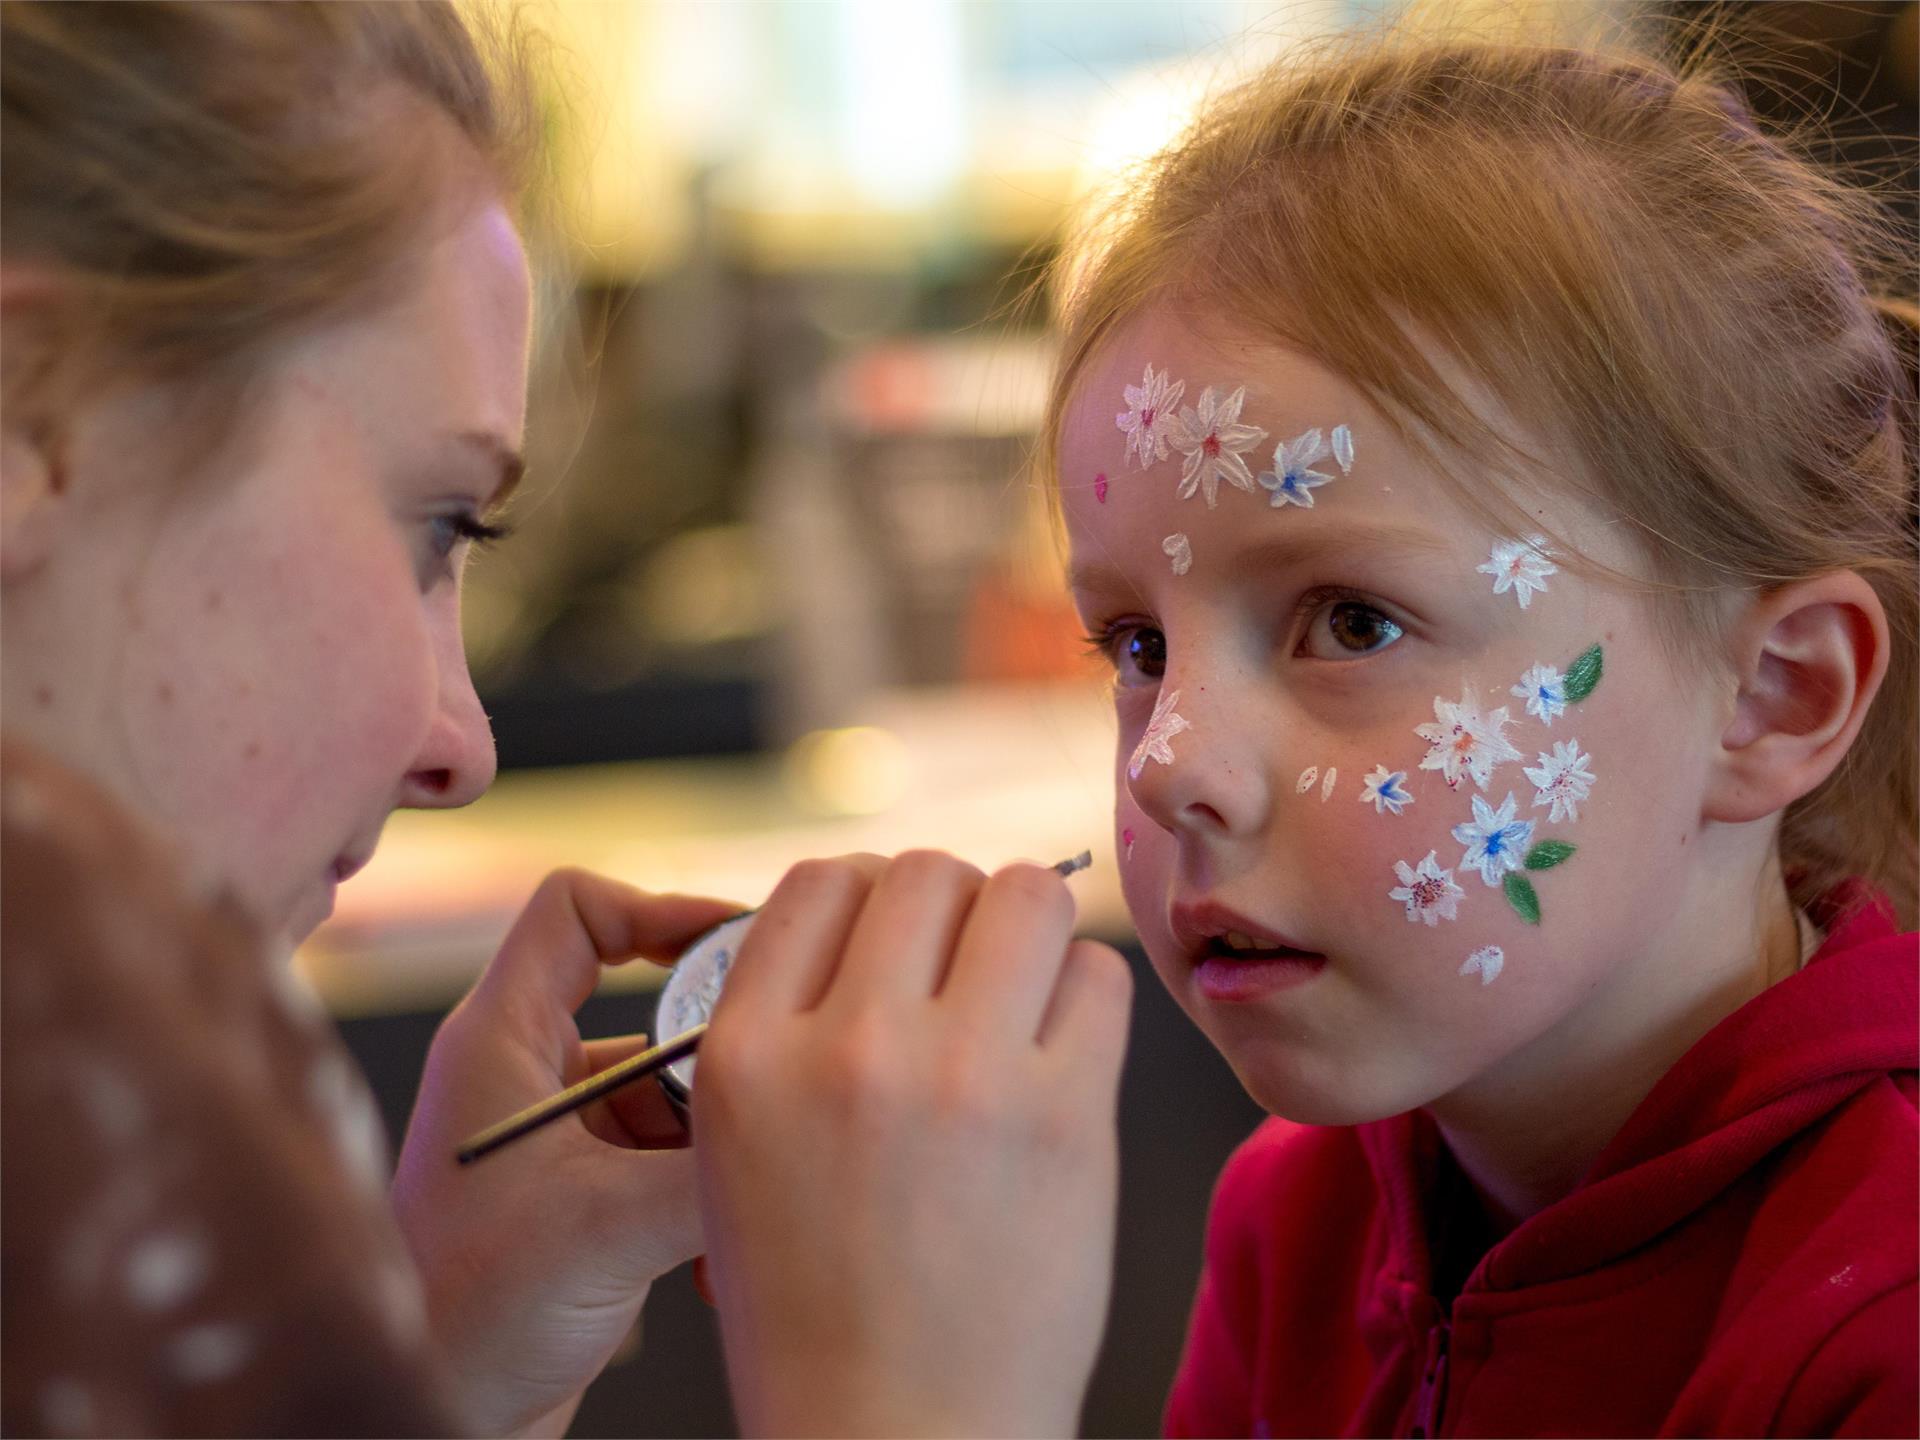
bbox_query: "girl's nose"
[1124,686,1272,840]
[399,653,497,811]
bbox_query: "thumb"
[472,868,742,1027]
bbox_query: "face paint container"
[652,911,757,1115]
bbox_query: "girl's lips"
[1194,951,1328,1002]
[1168,897,1320,965]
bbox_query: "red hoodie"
[1165,890,1919,1438]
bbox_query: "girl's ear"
[1,266,68,583]
[1704,571,1890,824]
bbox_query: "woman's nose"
[399,653,497,810]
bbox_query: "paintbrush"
[456,850,1094,1165]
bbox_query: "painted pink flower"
[1389,851,1465,926]
[1414,687,1523,791]
[1165,385,1267,508]
[1093,472,1109,503]
[1477,535,1557,608]
[1116,364,1185,469]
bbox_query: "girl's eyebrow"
[1068,521,1453,597]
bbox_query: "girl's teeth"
[1225,931,1262,951]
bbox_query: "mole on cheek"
[204,589,223,613]
[155,682,174,705]
[242,741,261,761]
[33,684,53,708]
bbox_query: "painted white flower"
[1358,765,1414,815]
[1320,766,1337,802]
[1257,427,1337,509]
[1162,532,1192,575]
[1165,385,1268,507]
[1511,662,1567,724]
[1331,423,1355,472]
[1295,766,1318,795]
[1460,945,1504,986]
[1389,850,1465,926]
[1451,791,1536,888]
[1477,535,1557,608]
[1524,739,1596,823]
[1115,363,1186,469]
[1414,687,1523,791]
[1128,687,1191,779]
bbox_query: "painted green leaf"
[1504,872,1541,924]
[1563,644,1604,702]
[1524,840,1577,871]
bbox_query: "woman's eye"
[1090,624,1166,685]
[1303,599,1403,659]
[419,511,511,585]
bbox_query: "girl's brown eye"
[1305,600,1403,659]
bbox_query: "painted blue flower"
[1451,791,1535,887]
[1358,764,1413,815]
[1258,427,1338,509]
[1511,662,1567,724]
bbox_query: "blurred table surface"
[298,683,1129,1016]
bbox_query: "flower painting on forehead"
[1415,687,1523,791]
[1166,386,1268,507]
[1162,532,1192,575]
[1451,791,1536,887]
[1128,687,1191,779]
[1116,363,1185,469]
[1257,425,1348,509]
[1526,739,1597,823]
[1359,765,1413,816]
[1389,851,1465,926]
[1478,535,1558,608]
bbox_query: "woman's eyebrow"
[448,429,526,510]
[1068,521,1452,597]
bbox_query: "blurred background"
[305,2,1917,1433]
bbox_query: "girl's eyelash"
[1291,582,1382,622]
[1079,620,1135,661]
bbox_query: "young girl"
[1,5,1129,1436]
[1037,33,1917,1438]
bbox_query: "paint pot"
[652,910,757,1112]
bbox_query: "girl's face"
[2,185,530,948]
[1061,305,1731,1124]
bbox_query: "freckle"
[155,682,174,705]
[33,684,53,708]
[242,741,261,761]
[204,589,223,613]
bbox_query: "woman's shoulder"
[1,736,463,1436]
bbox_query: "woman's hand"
[692,851,1134,1438]
[391,869,740,1437]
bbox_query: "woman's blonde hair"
[1044,36,1918,926]
[1,0,538,409]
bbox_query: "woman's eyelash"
[453,513,515,547]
